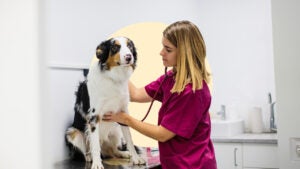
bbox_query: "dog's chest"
[87,76,129,114]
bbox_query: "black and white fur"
[66,37,146,169]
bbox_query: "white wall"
[42,0,276,166]
[41,68,85,168]
[0,0,41,169]
[271,0,300,168]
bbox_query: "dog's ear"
[128,39,138,69]
[96,39,111,65]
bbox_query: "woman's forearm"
[124,114,175,142]
[128,81,152,103]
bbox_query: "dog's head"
[96,37,137,71]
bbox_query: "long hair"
[163,20,210,93]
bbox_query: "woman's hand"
[102,111,129,125]
[104,111,176,142]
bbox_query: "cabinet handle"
[234,148,238,166]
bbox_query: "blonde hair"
[163,20,210,93]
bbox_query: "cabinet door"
[243,143,279,169]
[213,143,243,169]
[244,168,277,169]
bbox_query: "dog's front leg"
[87,115,104,169]
[121,126,146,165]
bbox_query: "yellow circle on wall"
[113,22,167,147]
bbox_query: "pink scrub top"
[145,71,217,169]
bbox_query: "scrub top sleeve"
[144,75,165,102]
[160,91,207,139]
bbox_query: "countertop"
[212,132,278,144]
[54,147,161,169]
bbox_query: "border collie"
[65,37,146,169]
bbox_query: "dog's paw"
[132,156,146,165]
[85,154,92,162]
[91,160,104,169]
[116,151,131,159]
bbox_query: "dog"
[65,37,146,169]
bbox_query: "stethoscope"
[140,67,170,122]
[119,67,170,126]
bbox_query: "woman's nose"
[160,49,164,56]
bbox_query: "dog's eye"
[127,43,134,51]
[111,45,120,53]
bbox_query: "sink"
[211,119,244,137]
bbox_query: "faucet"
[217,105,226,120]
[268,93,277,132]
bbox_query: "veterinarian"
[103,20,217,169]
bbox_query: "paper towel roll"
[248,107,264,133]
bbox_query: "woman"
[103,20,217,169]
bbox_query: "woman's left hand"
[102,111,129,125]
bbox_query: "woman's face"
[160,37,177,67]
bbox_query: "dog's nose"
[125,54,132,62]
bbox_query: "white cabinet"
[243,143,279,169]
[214,142,279,169]
[214,143,243,169]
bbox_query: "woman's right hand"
[102,111,130,126]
